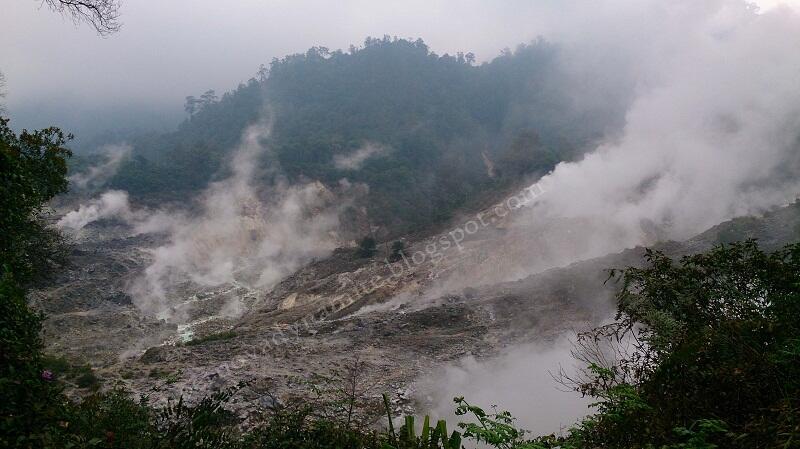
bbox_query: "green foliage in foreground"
[41,356,102,391]
[0,117,71,283]
[530,240,800,449]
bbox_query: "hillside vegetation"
[106,37,624,234]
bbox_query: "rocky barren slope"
[31,198,800,419]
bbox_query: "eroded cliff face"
[32,199,800,421]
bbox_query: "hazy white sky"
[1,0,797,118]
[1,0,548,110]
[756,0,800,8]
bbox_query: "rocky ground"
[31,199,800,420]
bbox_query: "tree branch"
[43,0,121,36]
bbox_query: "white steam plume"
[423,0,800,434]
[68,143,131,190]
[416,339,588,436]
[526,0,800,254]
[128,121,363,321]
[333,142,389,170]
[56,190,133,230]
[440,1,800,289]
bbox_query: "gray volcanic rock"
[32,201,800,416]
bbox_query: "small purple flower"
[41,370,54,381]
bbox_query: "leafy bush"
[0,273,67,448]
[41,356,102,390]
[536,240,800,448]
[74,369,101,390]
[357,237,377,258]
[389,241,406,262]
[0,117,71,283]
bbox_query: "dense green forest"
[105,37,625,234]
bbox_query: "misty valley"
[3,1,800,448]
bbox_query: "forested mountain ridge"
[106,37,626,235]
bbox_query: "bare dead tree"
[301,356,383,428]
[552,322,648,397]
[43,0,121,35]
